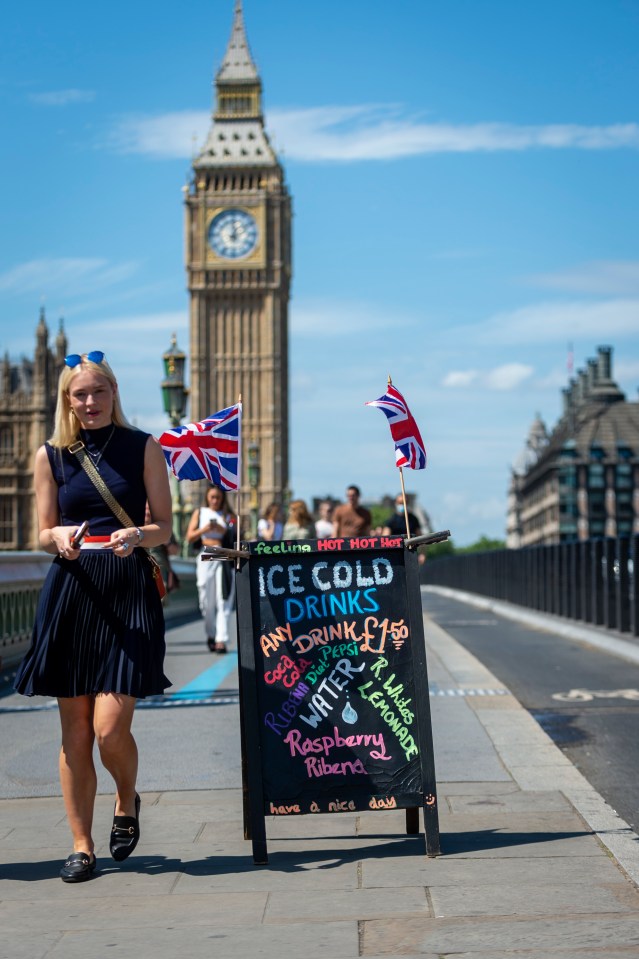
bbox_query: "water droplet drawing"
[342,697,358,725]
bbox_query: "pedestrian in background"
[257,502,283,541]
[282,499,315,539]
[383,494,422,537]
[185,485,236,653]
[332,485,372,538]
[314,500,334,538]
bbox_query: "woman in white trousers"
[185,485,236,653]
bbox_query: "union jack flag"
[159,403,242,490]
[366,384,427,470]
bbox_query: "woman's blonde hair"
[49,355,133,448]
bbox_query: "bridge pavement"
[1,595,639,958]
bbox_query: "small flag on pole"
[366,383,427,470]
[159,403,242,490]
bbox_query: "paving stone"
[171,855,360,893]
[0,932,61,959]
[361,853,627,889]
[0,891,269,931]
[435,951,639,959]
[264,886,430,923]
[361,915,639,955]
[43,920,360,959]
[439,830,603,859]
[430,879,638,918]
[438,781,520,796]
[446,790,573,815]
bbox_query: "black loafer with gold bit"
[60,851,97,883]
[110,793,141,862]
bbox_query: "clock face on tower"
[208,208,258,259]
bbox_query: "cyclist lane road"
[423,589,639,834]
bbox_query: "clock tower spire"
[217,0,260,95]
[185,1,292,522]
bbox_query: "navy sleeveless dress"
[14,425,171,699]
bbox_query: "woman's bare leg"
[93,693,138,817]
[58,696,97,854]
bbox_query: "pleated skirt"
[14,549,171,699]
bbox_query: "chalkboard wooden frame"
[235,536,440,864]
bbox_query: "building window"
[0,427,13,464]
[0,496,13,543]
[559,466,577,489]
[616,463,633,489]
[588,464,605,489]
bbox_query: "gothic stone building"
[0,310,67,550]
[507,346,639,547]
[185,0,291,515]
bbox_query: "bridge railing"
[420,536,639,637]
[0,553,199,669]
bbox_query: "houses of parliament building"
[0,311,66,549]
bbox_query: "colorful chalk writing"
[369,796,398,810]
[244,539,430,815]
[264,654,312,687]
[236,534,441,864]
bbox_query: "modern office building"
[184,0,292,514]
[507,346,639,547]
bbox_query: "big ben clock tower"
[185,0,291,515]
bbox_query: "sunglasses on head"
[64,351,105,368]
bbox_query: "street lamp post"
[161,334,189,555]
[247,439,260,539]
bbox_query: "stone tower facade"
[185,0,291,516]
[0,309,67,549]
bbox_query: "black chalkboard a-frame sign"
[235,535,440,865]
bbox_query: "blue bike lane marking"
[168,651,239,700]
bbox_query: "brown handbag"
[70,441,167,599]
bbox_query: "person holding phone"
[185,485,236,653]
[13,350,172,883]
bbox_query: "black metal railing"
[420,536,639,637]
[0,554,200,669]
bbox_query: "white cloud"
[442,363,533,390]
[470,298,639,346]
[442,370,478,388]
[441,490,507,523]
[615,359,639,384]
[291,299,417,336]
[530,260,639,296]
[106,105,639,162]
[83,311,187,336]
[29,89,95,106]
[108,111,210,159]
[484,363,534,390]
[0,258,140,297]
[270,108,639,162]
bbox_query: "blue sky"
[1,0,638,545]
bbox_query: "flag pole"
[236,394,242,563]
[387,373,411,538]
[399,466,411,539]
